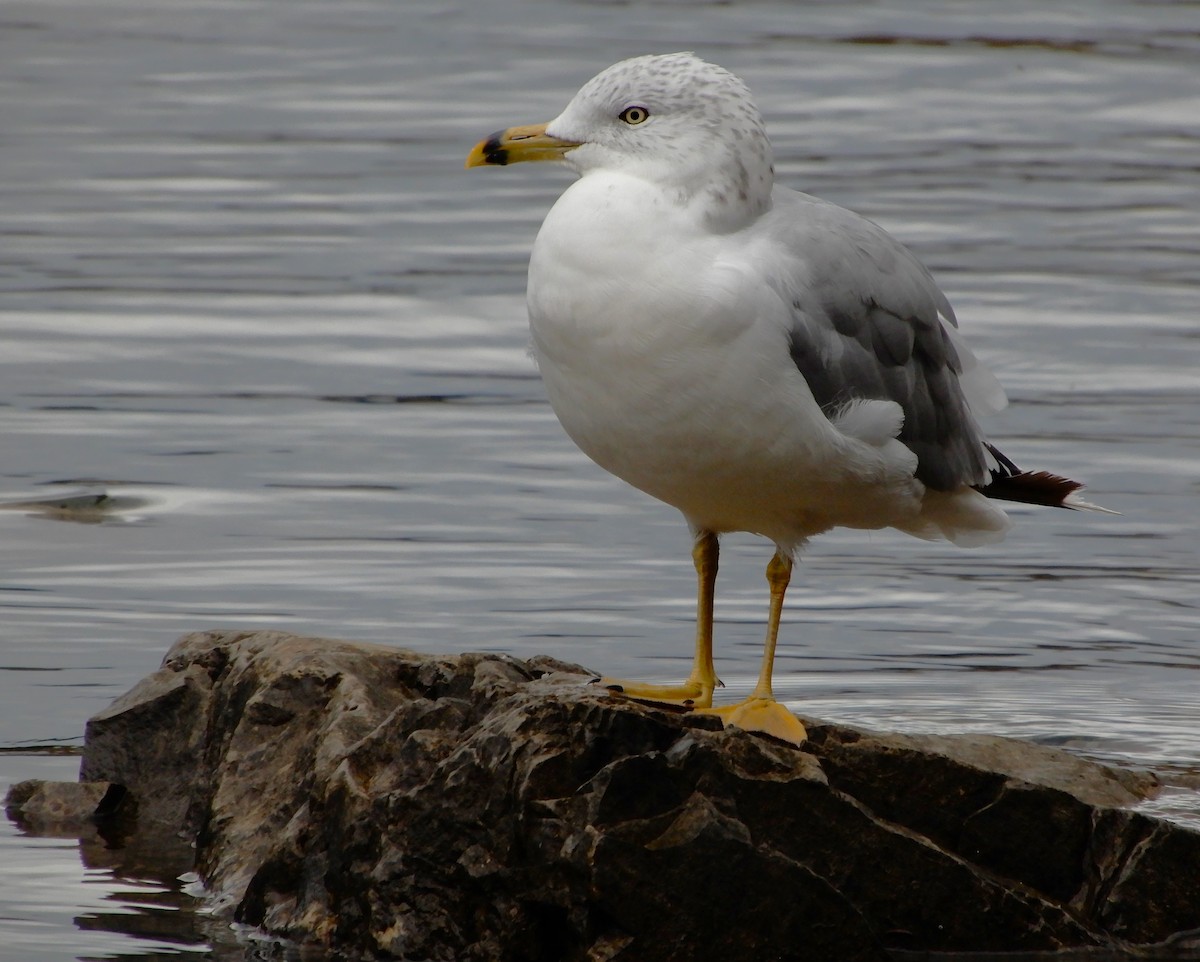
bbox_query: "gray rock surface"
[9,629,1200,961]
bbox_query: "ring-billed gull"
[466,52,1104,744]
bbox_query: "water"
[2,0,1198,957]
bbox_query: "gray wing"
[774,191,993,491]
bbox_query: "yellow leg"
[598,531,720,708]
[698,550,808,745]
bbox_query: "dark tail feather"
[977,469,1085,507]
[975,444,1116,513]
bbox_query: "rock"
[5,778,119,835]
[5,772,199,904]
[11,629,1200,960]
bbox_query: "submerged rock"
[9,629,1200,960]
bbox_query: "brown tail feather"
[976,469,1086,508]
[976,443,1115,513]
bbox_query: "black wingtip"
[976,443,1114,512]
[977,469,1086,508]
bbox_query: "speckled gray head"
[547,52,775,227]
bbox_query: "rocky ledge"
[7,630,1200,961]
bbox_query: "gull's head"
[467,53,774,228]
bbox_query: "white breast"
[526,172,927,545]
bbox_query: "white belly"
[526,176,918,545]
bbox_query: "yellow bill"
[465,123,582,168]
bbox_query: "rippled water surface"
[2,0,1198,957]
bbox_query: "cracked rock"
[8,629,1199,961]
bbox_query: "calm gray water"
[2,1,1198,958]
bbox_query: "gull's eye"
[619,106,650,125]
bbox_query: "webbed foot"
[696,696,807,745]
[591,675,717,710]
